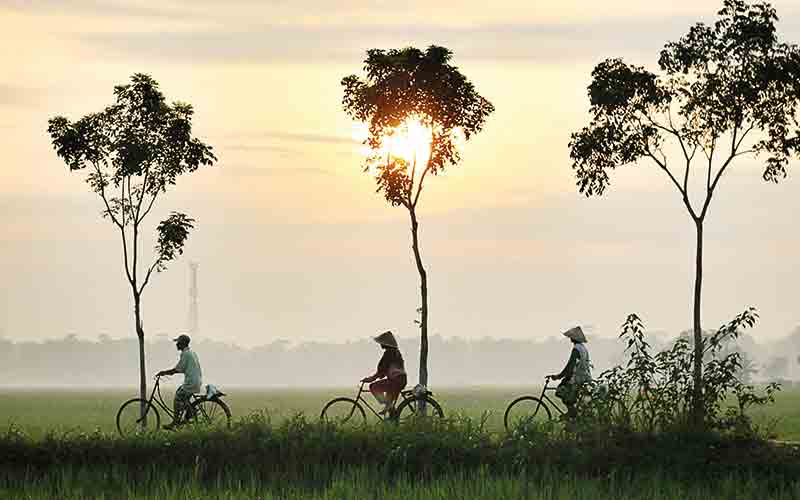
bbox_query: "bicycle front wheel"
[394,396,444,423]
[504,396,552,431]
[116,398,160,436]
[188,398,232,429]
[320,397,366,427]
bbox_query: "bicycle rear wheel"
[394,396,444,423]
[320,397,366,427]
[188,398,232,429]
[503,396,552,431]
[116,398,160,436]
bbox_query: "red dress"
[369,348,407,400]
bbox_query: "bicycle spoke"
[187,399,231,429]
[116,399,159,436]
[320,398,366,427]
[504,396,551,431]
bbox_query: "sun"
[353,117,433,170]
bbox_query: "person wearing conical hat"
[361,331,407,416]
[549,326,592,421]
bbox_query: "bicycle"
[503,376,567,431]
[320,381,444,426]
[116,374,231,436]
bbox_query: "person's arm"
[362,352,389,382]
[550,348,579,380]
[157,352,187,377]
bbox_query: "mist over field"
[2,329,798,388]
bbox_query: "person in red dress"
[361,331,407,415]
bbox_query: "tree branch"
[94,163,122,229]
[701,134,744,219]
[645,148,698,220]
[138,260,159,295]
[93,162,134,285]
[706,135,717,191]
[413,163,431,208]
[138,190,160,225]
[408,152,417,202]
[134,162,151,223]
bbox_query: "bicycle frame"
[538,377,567,416]
[135,376,177,422]
[142,375,206,422]
[353,381,412,421]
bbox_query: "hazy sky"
[2,0,800,347]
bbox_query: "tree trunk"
[134,293,147,421]
[409,208,429,388]
[691,219,704,427]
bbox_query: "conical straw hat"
[562,326,587,343]
[374,331,398,348]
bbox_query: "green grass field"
[2,386,798,500]
[2,385,798,439]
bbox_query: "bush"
[575,308,780,437]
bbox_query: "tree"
[341,46,494,387]
[47,74,216,414]
[569,0,800,424]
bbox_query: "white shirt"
[573,343,592,383]
[174,347,202,392]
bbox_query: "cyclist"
[156,334,202,430]
[361,331,407,416]
[549,326,592,420]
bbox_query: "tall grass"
[2,414,798,488]
[5,466,800,500]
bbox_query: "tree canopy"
[570,0,800,209]
[342,46,494,208]
[47,73,216,287]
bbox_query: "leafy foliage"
[570,0,800,199]
[568,0,800,425]
[342,46,494,208]
[154,212,195,272]
[47,73,216,290]
[577,309,780,436]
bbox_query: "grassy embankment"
[2,387,799,499]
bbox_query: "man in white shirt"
[157,334,203,430]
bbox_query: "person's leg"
[369,380,387,403]
[166,386,191,429]
[385,374,408,414]
[369,379,393,414]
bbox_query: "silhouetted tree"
[569,0,800,425]
[570,0,800,423]
[47,74,216,414]
[342,46,494,387]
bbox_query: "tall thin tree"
[569,0,800,424]
[342,46,494,387]
[48,74,217,415]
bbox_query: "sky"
[1,0,800,348]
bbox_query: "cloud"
[78,11,800,65]
[0,0,202,22]
[220,131,358,159]
[0,83,42,108]
[255,131,358,146]
[221,164,337,177]
[76,18,702,64]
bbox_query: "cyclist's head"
[562,326,587,344]
[173,334,191,350]
[373,330,398,350]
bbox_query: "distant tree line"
[0,330,796,388]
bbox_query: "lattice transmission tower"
[188,262,199,336]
